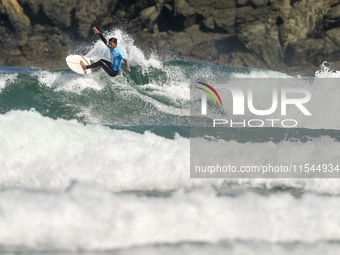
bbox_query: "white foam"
[0,186,340,251]
[1,110,340,195]
[0,73,18,92]
[36,70,107,93]
[0,110,189,191]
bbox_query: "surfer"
[80,26,131,77]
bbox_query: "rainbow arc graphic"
[197,82,222,115]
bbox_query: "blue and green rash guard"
[106,42,126,71]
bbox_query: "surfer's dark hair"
[109,37,117,44]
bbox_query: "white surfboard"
[66,55,93,75]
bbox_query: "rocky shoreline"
[1,0,340,75]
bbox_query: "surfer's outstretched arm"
[93,26,107,44]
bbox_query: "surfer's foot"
[80,61,86,70]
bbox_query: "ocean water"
[1,29,340,254]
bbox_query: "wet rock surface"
[1,0,340,75]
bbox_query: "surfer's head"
[108,37,117,49]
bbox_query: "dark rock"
[1,0,340,76]
[326,27,340,47]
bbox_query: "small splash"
[0,73,18,92]
[315,61,340,78]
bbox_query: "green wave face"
[0,60,258,126]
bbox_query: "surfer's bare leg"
[80,61,87,70]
